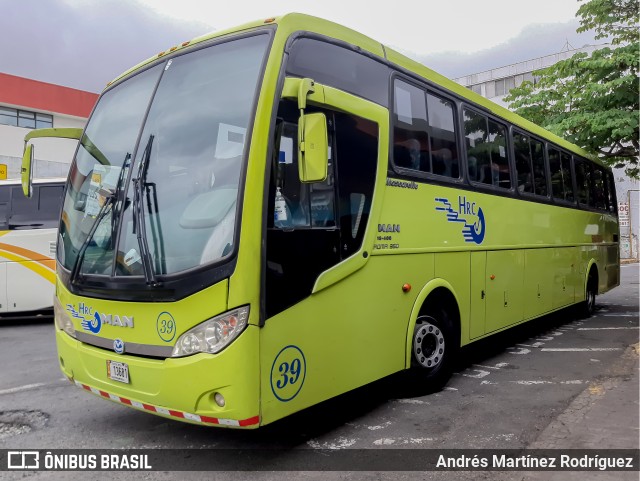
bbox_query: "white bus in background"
[0,178,65,315]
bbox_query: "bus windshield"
[58,33,270,279]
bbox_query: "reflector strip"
[70,379,259,427]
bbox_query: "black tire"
[409,307,458,393]
[580,271,597,318]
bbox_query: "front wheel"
[409,310,458,393]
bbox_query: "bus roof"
[106,12,604,168]
[0,177,66,186]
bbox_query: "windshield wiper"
[70,187,115,285]
[132,134,159,286]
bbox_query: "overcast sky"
[2,0,601,93]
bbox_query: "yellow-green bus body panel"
[375,182,618,348]
[55,279,261,427]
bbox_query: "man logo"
[113,339,125,354]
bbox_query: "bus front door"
[260,79,390,425]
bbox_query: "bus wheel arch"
[405,281,461,392]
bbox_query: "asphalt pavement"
[0,263,638,480]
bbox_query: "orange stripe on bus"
[0,249,56,284]
[0,242,55,270]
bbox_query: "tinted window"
[549,148,563,199]
[561,152,574,202]
[393,80,428,172]
[514,131,533,194]
[531,139,548,196]
[392,80,459,179]
[464,109,490,184]
[39,185,64,221]
[7,184,63,229]
[607,171,617,213]
[9,186,40,228]
[287,38,389,107]
[549,148,574,202]
[575,159,592,206]
[0,186,9,228]
[592,166,607,210]
[427,93,459,178]
[464,108,510,189]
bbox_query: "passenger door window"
[265,99,378,317]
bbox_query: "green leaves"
[506,0,639,178]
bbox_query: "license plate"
[107,360,129,384]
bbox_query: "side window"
[392,80,459,179]
[393,80,428,172]
[488,120,510,188]
[273,120,336,229]
[514,131,533,194]
[607,171,617,214]
[0,186,9,229]
[9,186,40,229]
[549,147,574,202]
[575,159,592,207]
[286,38,389,107]
[334,111,377,257]
[39,185,65,227]
[427,93,459,178]
[561,152,574,202]
[549,148,563,200]
[463,108,510,189]
[530,139,548,196]
[464,109,490,184]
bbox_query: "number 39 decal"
[156,311,177,342]
[270,345,306,402]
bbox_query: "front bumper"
[56,325,261,428]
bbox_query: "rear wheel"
[580,271,597,318]
[410,308,458,393]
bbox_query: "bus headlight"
[53,296,77,339]
[171,306,249,357]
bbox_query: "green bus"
[22,13,619,428]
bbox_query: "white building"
[0,73,98,179]
[453,44,604,108]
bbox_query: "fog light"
[214,392,225,407]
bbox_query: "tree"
[505,0,639,178]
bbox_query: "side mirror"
[298,113,328,183]
[21,144,34,198]
[20,127,84,198]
